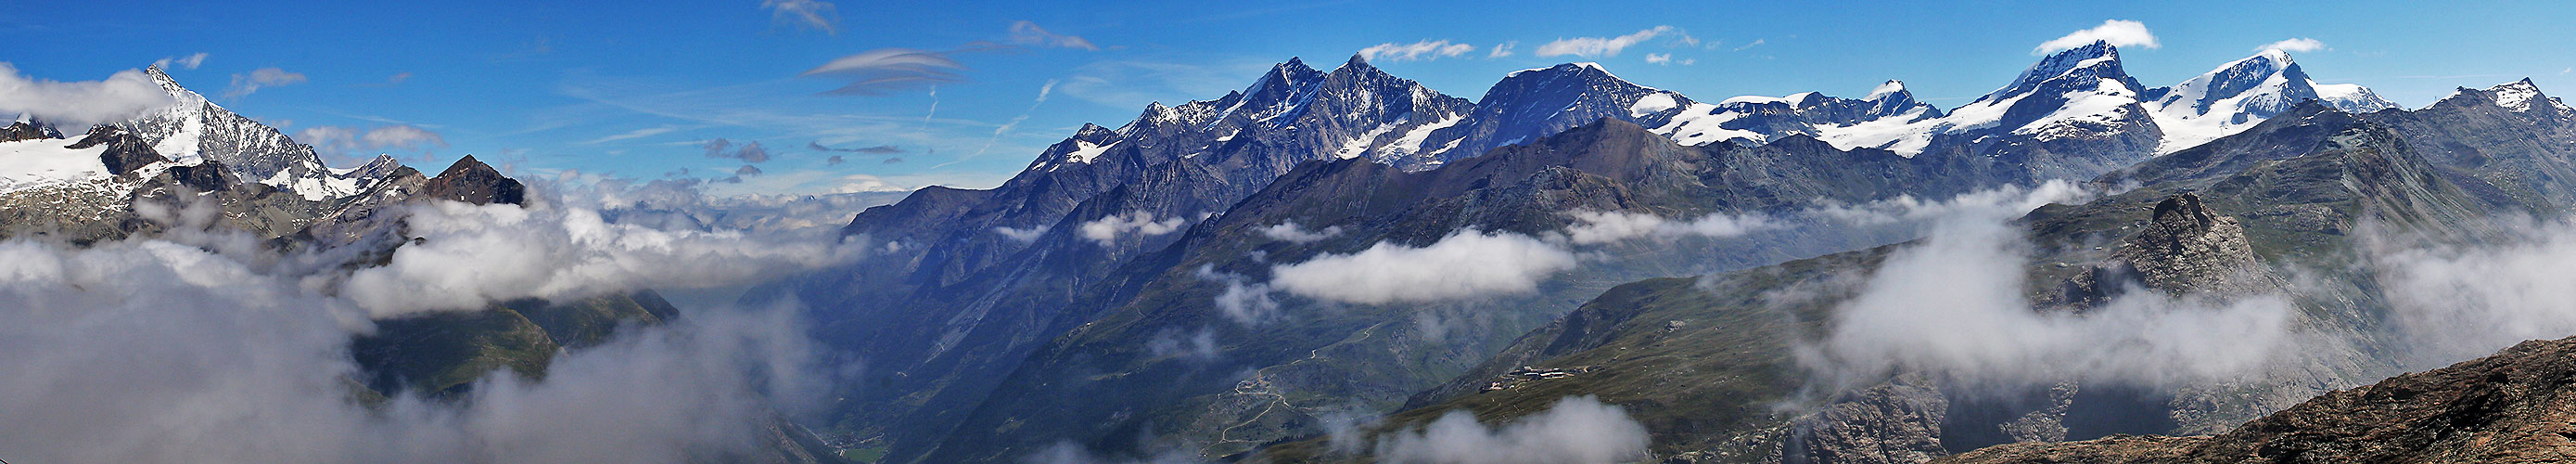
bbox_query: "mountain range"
[10,34,2575,464]
[784,39,2576,463]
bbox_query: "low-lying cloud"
[1270,229,1577,305]
[1373,395,1651,464]
[0,229,830,463]
[1078,211,1189,245]
[340,200,863,316]
[1258,220,1343,243]
[2373,217,2576,367]
[1562,210,1772,244]
[1798,192,2301,391]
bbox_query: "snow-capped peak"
[1983,40,2133,104]
[1866,80,1907,101]
[2489,78,2544,111]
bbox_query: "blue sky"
[10,0,2576,196]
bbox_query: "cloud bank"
[1799,193,2301,391]
[0,63,176,128]
[1270,229,1577,304]
[0,231,829,463]
[1373,395,1651,464]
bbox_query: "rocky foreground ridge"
[1939,335,2576,464]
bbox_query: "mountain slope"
[1938,335,2576,464]
[1256,98,2536,462]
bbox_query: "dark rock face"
[1939,336,2576,464]
[0,121,58,142]
[67,125,166,178]
[422,155,526,205]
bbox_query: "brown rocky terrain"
[1938,335,2576,463]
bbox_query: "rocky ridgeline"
[1939,335,2576,463]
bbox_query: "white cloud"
[1562,210,1773,244]
[1077,211,1189,245]
[1008,20,1099,51]
[0,226,830,463]
[797,48,967,96]
[1804,180,2091,226]
[2373,218,2576,367]
[297,124,449,158]
[1373,395,1651,464]
[993,226,1048,243]
[1488,41,1517,58]
[2034,19,2159,54]
[1196,264,1282,325]
[1799,195,2301,391]
[1270,229,1577,304]
[1643,53,1672,65]
[1537,26,1674,58]
[154,52,209,71]
[340,200,864,316]
[1258,220,1343,243]
[761,0,839,34]
[223,67,307,99]
[582,126,680,145]
[2256,38,2326,54]
[1358,40,1476,62]
[0,63,175,128]
[831,174,907,193]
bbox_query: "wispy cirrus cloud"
[152,52,208,71]
[222,67,306,99]
[583,126,681,145]
[807,141,900,154]
[797,48,969,96]
[1358,40,1474,62]
[1007,20,1098,51]
[295,124,447,158]
[1537,25,1677,58]
[761,0,840,34]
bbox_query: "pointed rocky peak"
[423,155,526,205]
[1337,53,1376,73]
[1243,57,1327,98]
[1070,122,1118,143]
[1984,41,2137,103]
[2146,193,2220,237]
[1865,80,1910,102]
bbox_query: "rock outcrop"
[422,155,525,205]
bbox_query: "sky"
[9,0,2576,197]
